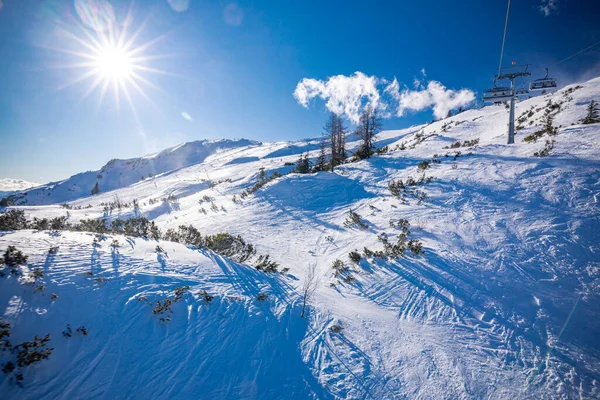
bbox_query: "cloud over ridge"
[294,71,475,123]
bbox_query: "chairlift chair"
[515,88,529,97]
[482,86,514,103]
[529,68,557,91]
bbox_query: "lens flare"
[46,3,173,113]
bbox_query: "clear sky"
[1,0,599,183]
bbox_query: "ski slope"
[1,77,600,399]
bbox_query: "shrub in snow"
[329,324,344,333]
[201,290,214,304]
[15,334,54,367]
[255,254,278,273]
[363,247,373,257]
[62,325,72,338]
[241,169,283,197]
[0,210,29,231]
[256,293,269,302]
[198,195,215,205]
[205,233,256,263]
[31,218,49,231]
[3,246,28,269]
[2,362,15,374]
[33,284,45,294]
[343,210,368,230]
[32,268,43,280]
[417,160,430,171]
[0,319,10,349]
[76,326,88,336]
[349,250,361,264]
[152,287,191,316]
[408,239,424,255]
[534,140,556,158]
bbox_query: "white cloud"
[293,72,381,124]
[294,72,475,122]
[539,0,559,16]
[181,112,193,121]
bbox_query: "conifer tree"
[91,182,100,196]
[314,134,328,172]
[295,152,311,174]
[582,100,599,124]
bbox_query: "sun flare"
[93,45,134,80]
[49,4,170,113]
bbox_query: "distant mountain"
[2,139,260,205]
[0,178,39,198]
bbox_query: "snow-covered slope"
[0,178,39,198]
[1,77,600,399]
[3,139,260,206]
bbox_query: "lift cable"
[548,39,600,68]
[497,0,512,77]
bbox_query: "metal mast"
[497,68,530,144]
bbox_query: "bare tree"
[300,263,319,318]
[355,105,382,159]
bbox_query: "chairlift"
[529,68,557,91]
[515,88,529,97]
[482,86,514,103]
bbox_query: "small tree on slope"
[314,134,328,172]
[91,182,100,196]
[355,105,382,160]
[582,100,600,124]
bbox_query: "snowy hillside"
[1,77,600,399]
[2,139,260,206]
[0,178,39,199]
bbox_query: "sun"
[48,5,170,112]
[93,45,134,80]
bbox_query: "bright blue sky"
[1,0,599,183]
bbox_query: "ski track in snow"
[1,78,600,399]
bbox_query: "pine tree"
[446,110,453,118]
[258,167,266,183]
[314,134,328,172]
[295,152,311,174]
[543,112,557,135]
[582,100,600,124]
[91,182,100,196]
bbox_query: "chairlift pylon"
[529,68,557,91]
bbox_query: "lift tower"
[496,68,530,144]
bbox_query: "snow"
[1,77,600,399]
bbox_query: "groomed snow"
[1,77,600,399]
